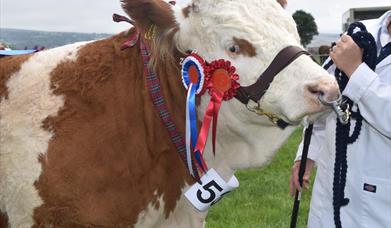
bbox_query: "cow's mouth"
[278,101,334,126]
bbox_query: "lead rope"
[290,124,314,228]
[324,22,377,228]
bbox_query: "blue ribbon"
[185,82,199,177]
[182,57,205,177]
[189,84,198,149]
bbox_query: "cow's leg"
[0,211,9,228]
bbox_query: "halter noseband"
[234,46,311,128]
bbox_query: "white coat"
[296,11,391,228]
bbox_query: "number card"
[185,168,239,212]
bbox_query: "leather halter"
[235,45,310,105]
[234,46,310,128]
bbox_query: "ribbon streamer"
[181,54,206,176]
[185,84,198,176]
[193,91,224,173]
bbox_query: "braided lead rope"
[327,22,377,228]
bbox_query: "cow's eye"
[228,44,240,54]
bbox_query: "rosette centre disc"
[189,65,199,84]
[212,69,231,93]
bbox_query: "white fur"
[173,0,334,123]
[0,42,88,227]
[171,0,335,171]
[134,189,206,228]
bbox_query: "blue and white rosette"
[181,54,206,177]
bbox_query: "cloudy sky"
[1,0,390,34]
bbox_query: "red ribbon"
[193,91,224,173]
[211,91,223,154]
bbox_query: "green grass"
[206,127,314,228]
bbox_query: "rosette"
[194,59,240,167]
[181,54,207,176]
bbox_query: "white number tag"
[185,168,239,212]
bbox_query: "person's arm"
[290,120,326,195]
[330,34,391,138]
[343,63,391,138]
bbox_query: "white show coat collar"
[379,16,391,47]
[362,10,391,68]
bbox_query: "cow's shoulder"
[47,30,139,95]
[31,28,192,227]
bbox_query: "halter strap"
[235,46,310,104]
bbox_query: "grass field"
[206,127,314,228]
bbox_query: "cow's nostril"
[306,84,323,97]
[305,78,341,105]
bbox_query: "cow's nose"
[305,77,340,102]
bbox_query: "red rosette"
[204,59,240,100]
[193,59,241,162]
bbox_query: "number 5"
[196,180,223,204]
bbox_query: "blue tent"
[0,50,37,56]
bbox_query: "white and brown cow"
[0,0,338,227]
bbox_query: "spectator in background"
[318,45,331,65]
[290,10,391,228]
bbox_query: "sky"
[1,0,390,34]
[286,0,391,33]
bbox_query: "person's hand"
[330,34,363,78]
[289,159,315,197]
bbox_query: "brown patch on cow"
[33,29,193,227]
[182,5,191,18]
[0,211,9,228]
[121,0,177,34]
[0,54,31,100]
[233,37,257,57]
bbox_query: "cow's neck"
[152,45,296,182]
[198,96,296,181]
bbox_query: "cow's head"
[122,0,338,127]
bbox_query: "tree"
[0,41,15,50]
[292,10,319,47]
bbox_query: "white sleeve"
[295,119,327,163]
[343,63,391,138]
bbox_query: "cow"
[0,0,339,227]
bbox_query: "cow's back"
[0,31,191,227]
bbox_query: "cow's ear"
[121,0,177,33]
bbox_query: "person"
[290,10,391,228]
